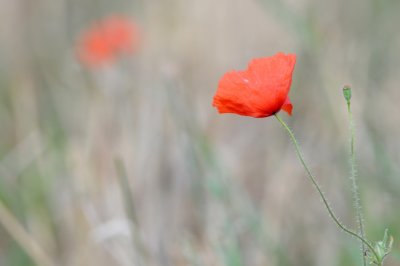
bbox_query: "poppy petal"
[76,15,139,67]
[213,52,296,118]
[281,97,293,116]
[213,71,257,116]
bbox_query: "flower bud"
[343,85,352,103]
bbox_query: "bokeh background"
[1,0,400,265]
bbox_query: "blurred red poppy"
[76,16,139,67]
[213,52,296,118]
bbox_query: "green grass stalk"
[0,201,54,266]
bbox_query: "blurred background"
[0,0,400,265]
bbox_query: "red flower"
[213,52,296,118]
[76,16,139,67]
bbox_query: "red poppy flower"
[76,15,139,67]
[213,52,296,118]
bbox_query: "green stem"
[347,101,367,266]
[274,114,378,262]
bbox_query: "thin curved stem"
[274,114,378,262]
[347,101,367,266]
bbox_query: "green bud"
[343,85,352,103]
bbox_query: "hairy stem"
[274,114,378,262]
[347,101,367,266]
